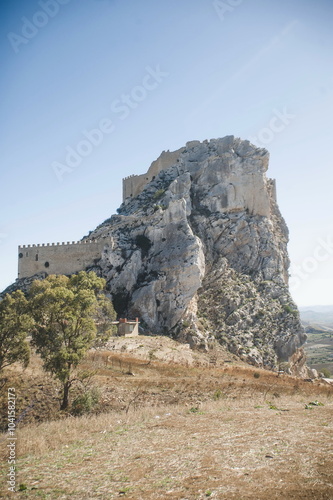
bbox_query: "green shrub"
[71,388,100,416]
[321,368,331,378]
[213,389,223,400]
[189,406,202,414]
[153,189,165,200]
[283,304,297,315]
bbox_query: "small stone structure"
[18,239,111,279]
[115,318,140,337]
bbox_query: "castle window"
[26,252,29,257]
[19,253,23,258]
[44,262,50,268]
[35,254,39,261]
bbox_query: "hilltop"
[3,137,309,375]
[85,137,306,373]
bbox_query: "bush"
[153,189,165,200]
[213,389,223,400]
[71,388,100,416]
[253,372,260,379]
[283,304,297,315]
[321,368,331,378]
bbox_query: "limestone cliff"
[87,136,306,369]
[3,136,306,371]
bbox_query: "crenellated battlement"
[123,174,137,181]
[122,146,186,201]
[18,238,111,279]
[19,240,102,249]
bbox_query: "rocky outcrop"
[1,273,47,298]
[86,136,305,369]
[4,136,306,371]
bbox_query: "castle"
[17,239,111,279]
[18,146,189,279]
[122,143,197,199]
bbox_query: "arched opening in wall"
[44,262,49,268]
[26,252,29,257]
[19,253,23,258]
[35,254,39,261]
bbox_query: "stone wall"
[123,145,186,200]
[18,239,110,279]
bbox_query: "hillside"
[300,306,333,326]
[1,336,332,499]
[86,137,306,373]
[3,137,307,375]
[300,307,333,376]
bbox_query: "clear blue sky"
[1,0,332,306]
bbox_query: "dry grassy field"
[1,336,333,499]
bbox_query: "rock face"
[87,136,305,369]
[3,136,306,370]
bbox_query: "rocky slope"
[3,136,307,372]
[86,136,306,370]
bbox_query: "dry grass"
[1,337,333,499]
[2,397,333,499]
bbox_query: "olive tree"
[29,272,114,410]
[0,290,33,372]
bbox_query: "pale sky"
[0,0,332,306]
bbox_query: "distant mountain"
[299,306,333,326]
[300,305,333,313]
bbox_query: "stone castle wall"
[18,239,110,279]
[123,145,187,200]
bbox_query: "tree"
[0,291,33,373]
[29,271,112,410]
[68,272,117,344]
[94,294,117,346]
